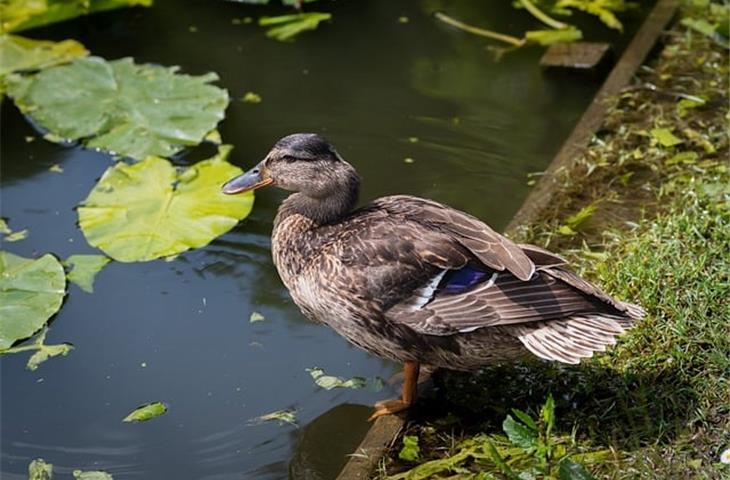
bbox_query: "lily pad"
[78,145,254,262]
[306,367,367,390]
[65,254,111,293]
[123,401,168,422]
[1,0,152,34]
[73,471,114,480]
[6,57,229,160]
[0,252,65,350]
[0,34,87,80]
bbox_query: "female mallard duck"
[222,133,645,419]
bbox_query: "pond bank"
[377,1,729,478]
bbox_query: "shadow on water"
[417,361,696,450]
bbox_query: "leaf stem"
[520,0,568,30]
[434,12,526,47]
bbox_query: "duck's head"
[222,133,359,199]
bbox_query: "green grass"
[379,1,729,478]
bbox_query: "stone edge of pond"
[335,0,680,478]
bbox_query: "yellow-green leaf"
[650,128,682,147]
[525,27,583,45]
[28,458,53,480]
[259,12,332,41]
[0,252,65,349]
[73,470,114,480]
[78,146,254,262]
[0,34,87,79]
[123,401,167,422]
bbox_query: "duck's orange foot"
[368,399,411,421]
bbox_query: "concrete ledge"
[336,0,678,477]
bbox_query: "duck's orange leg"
[368,361,420,421]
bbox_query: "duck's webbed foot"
[368,360,420,422]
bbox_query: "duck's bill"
[221,171,273,194]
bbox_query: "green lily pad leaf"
[525,27,582,46]
[65,254,111,293]
[73,470,114,480]
[0,35,87,81]
[78,145,254,262]
[123,401,168,422]
[6,56,229,160]
[650,128,682,148]
[1,0,152,34]
[250,409,297,426]
[28,458,53,480]
[259,12,332,41]
[0,252,65,350]
[398,435,420,462]
[249,311,265,322]
[0,326,73,370]
[306,367,367,390]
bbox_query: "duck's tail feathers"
[515,313,637,365]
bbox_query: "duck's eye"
[282,155,299,163]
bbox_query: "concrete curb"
[336,0,679,477]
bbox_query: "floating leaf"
[7,57,229,160]
[0,252,65,349]
[123,401,168,422]
[259,12,332,41]
[525,27,582,45]
[241,91,262,103]
[650,128,682,148]
[73,470,114,480]
[398,435,420,462]
[1,0,152,34]
[65,254,110,293]
[558,458,596,480]
[0,35,87,81]
[78,146,253,262]
[0,219,11,234]
[4,228,28,242]
[250,409,297,426]
[306,367,367,390]
[249,311,265,322]
[28,458,53,480]
[49,164,64,173]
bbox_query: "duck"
[222,133,645,420]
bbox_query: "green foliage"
[77,146,253,262]
[398,435,421,462]
[0,252,65,349]
[28,459,53,480]
[553,0,633,31]
[259,12,331,41]
[0,34,87,85]
[6,57,228,160]
[557,204,596,235]
[306,367,367,390]
[525,27,582,45]
[73,471,114,480]
[0,0,152,34]
[650,127,682,147]
[249,311,265,322]
[65,254,110,293]
[123,401,168,422]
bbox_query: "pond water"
[1,1,647,479]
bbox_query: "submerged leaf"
[525,27,582,45]
[123,401,168,422]
[398,435,420,462]
[6,57,229,160]
[250,409,297,426]
[65,254,111,293]
[73,470,114,480]
[28,458,53,480]
[78,146,253,262]
[0,35,87,80]
[259,12,332,41]
[306,367,367,390]
[0,252,65,349]
[1,0,152,34]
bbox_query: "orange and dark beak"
[222,162,273,194]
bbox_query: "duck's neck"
[273,168,360,231]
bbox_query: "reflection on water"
[1,0,647,478]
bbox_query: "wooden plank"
[336,0,679,478]
[507,0,679,234]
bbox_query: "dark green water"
[1,1,647,478]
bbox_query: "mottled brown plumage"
[222,133,645,416]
